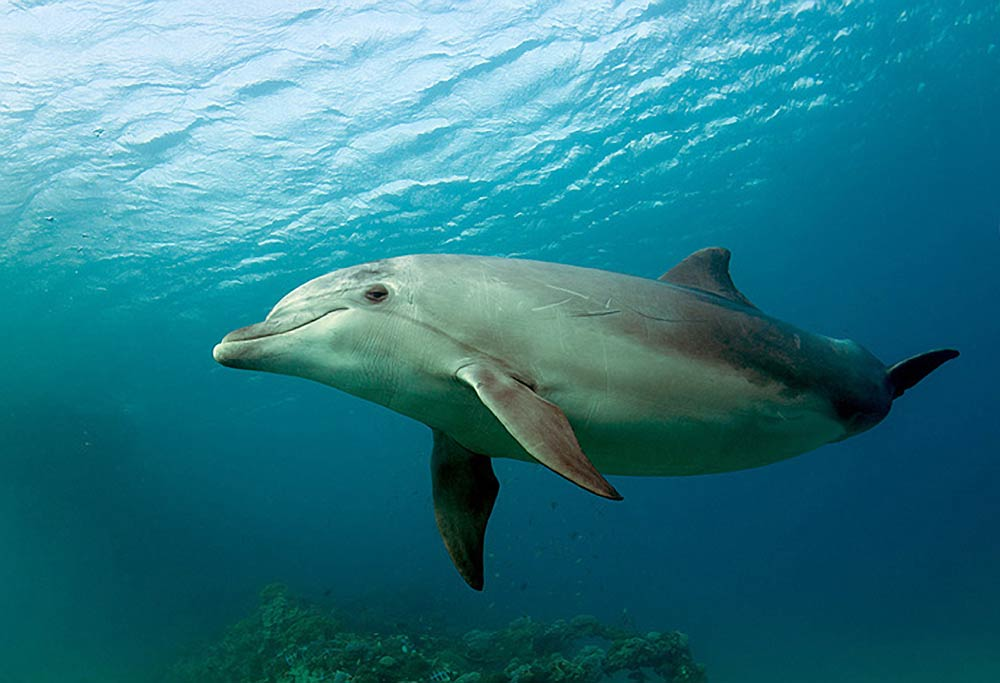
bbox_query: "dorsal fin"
[659,247,756,308]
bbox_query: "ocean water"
[2,0,998,681]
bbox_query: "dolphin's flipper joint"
[456,363,622,500]
[888,349,959,399]
[431,430,500,591]
[659,247,756,308]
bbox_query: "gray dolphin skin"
[213,248,958,589]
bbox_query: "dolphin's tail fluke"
[888,349,959,399]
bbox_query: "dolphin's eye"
[364,284,389,303]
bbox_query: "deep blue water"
[2,1,998,681]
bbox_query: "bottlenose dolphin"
[213,249,957,589]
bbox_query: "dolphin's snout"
[213,319,273,369]
[213,307,348,371]
[213,340,251,369]
[213,320,274,369]
[220,321,278,344]
[212,342,229,365]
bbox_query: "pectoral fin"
[456,363,622,500]
[431,429,499,590]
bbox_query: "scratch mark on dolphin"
[545,284,587,299]
[625,305,699,324]
[532,298,573,312]
[572,309,622,317]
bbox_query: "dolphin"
[213,248,957,589]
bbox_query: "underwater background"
[2,0,998,681]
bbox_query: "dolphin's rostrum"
[213,249,958,589]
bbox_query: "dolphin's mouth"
[213,307,347,369]
[218,307,348,344]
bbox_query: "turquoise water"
[2,0,998,681]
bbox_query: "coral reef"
[165,584,706,683]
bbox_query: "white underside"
[415,351,846,477]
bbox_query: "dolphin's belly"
[558,361,845,476]
[447,350,846,477]
[571,405,845,476]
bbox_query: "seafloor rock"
[164,584,706,683]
